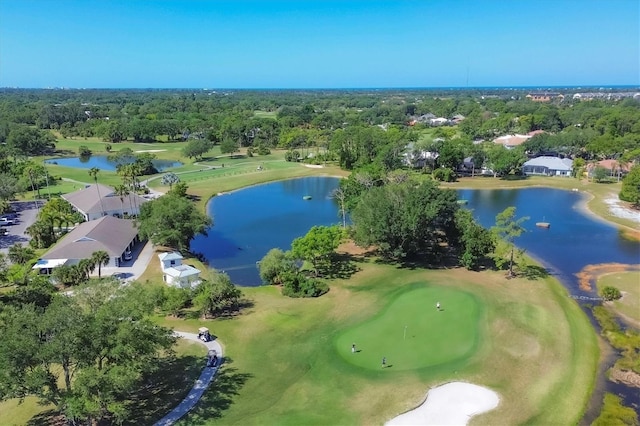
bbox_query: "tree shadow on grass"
[178,358,252,425]
[26,409,66,426]
[520,264,550,280]
[125,353,204,426]
[323,252,361,280]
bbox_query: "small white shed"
[158,251,202,288]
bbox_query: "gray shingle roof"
[42,216,138,260]
[62,184,147,215]
[523,156,573,171]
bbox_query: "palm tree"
[77,258,94,281]
[88,167,105,217]
[91,250,110,278]
[161,172,180,190]
[114,184,129,218]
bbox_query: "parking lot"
[0,201,42,254]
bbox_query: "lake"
[45,155,182,172]
[190,177,343,286]
[193,179,639,291]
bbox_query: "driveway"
[99,240,156,282]
[0,201,42,254]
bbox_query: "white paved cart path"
[154,331,223,426]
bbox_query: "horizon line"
[1,84,640,91]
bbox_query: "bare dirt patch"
[336,240,377,258]
[575,263,640,292]
[609,369,640,388]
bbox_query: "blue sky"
[0,0,638,88]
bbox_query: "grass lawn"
[157,262,597,426]
[336,284,481,371]
[597,271,640,325]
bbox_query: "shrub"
[432,167,457,182]
[281,270,328,298]
[78,145,92,157]
[256,145,271,155]
[285,150,301,162]
[246,147,254,157]
[592,393,638,426]
[600,286,622,301]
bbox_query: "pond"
[191,177,344,286]
[456,188,640,296]
[45,156,182,172]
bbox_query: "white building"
[522,156,573,177]
[158,252,202,288]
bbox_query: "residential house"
[158,252,202,288]
[586,159,632,180]
[62,184,148,221]
[402,142,439,168]
[526,93,565,102]
[33,216,140,274]
[522,156,573,177]
[450,114,466,124]
[493,134,532,149]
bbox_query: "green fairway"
[336,285,480,371]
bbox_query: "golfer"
[436,302,441,310]
[382,357,386,368]
[352,344,356,353]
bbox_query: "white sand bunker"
[135,149,167,153]
[386,382,499,426]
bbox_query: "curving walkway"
[154,331,223,426]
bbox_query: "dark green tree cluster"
[138,191,212,252]
[258,225,343,297]
[343,175,494,269]
[0,280,175,425]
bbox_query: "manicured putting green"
[335,285,481,371]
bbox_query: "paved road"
[0,201,42,254]
[154,332,223,426]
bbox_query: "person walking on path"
[436,302,441,311]
[382,357,387,368]
[352,343,356,353]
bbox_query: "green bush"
[78,145,92,157]
[256,145,271,155]
[592,393,638,426]
[284,150,301,162]
[246,147,254,157]
[281,271,328,298]
[432,167,457,182]
[601,286,622,301]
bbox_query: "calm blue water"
[191,177,344,286]
[457,188,640,295]
[193,181,639,289]
[45,156,182,171]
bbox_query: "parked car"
[1,213,18,220]
[0,218,16,226]
[0,228,8,236]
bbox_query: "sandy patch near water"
[385,382,499,426]
[604,196,640,224]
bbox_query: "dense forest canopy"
[0,87,639,203]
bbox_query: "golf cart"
[198,327,211,342]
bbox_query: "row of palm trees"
[51,250,111,286]
[89,164,144,219]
